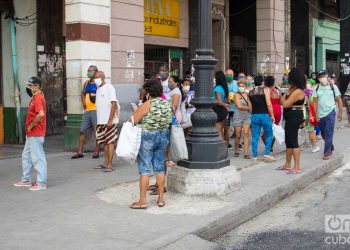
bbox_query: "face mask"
[247,81,253,87]
[95,78,103,87]
[168,82,176,90]
[26,87,34,97]
[87,71,94,79]
[182,86,190,92]
[159,71,168,79]
[226,76,233,83]
[319,78,328,85]
[238,87,245,93]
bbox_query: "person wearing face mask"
[13,77,47,191]
[180,80,195,134]
[94,71,119,172]
[312,70,343,160]
[246,75,254,93]
[225,69,238,148]
[71,65,100,159]
[159,66,170,97]
[233,79,251,159]
[166,77,182,123]
[278,74,290,94]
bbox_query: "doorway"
[36,0,65,135]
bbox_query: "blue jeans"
[21,136,47,185]
[319,110,336,157]
[137,129,169,176]
[251,114,273,157]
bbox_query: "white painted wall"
[1,0,37,108]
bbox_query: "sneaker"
[311,146,320,153]
[28,184,47,191]
[263,155,276,161]
[239,144,243,151]
[13,180,32,187]
[228,144,232,149]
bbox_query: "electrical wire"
[230,3,256,17]
[305,0,350,21]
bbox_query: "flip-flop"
[92,152,99,159]
[130,202,147,209]
[244,155,251,159]
[71,153,84,159]
[275,166,291,171]
[287,170,302,174]
[102,168,114,172]
[94,165,105,169]
[147,184,158,191]
[157,201,165,207]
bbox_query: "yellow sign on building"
[144,0,180,38]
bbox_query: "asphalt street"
[214,163,350,250]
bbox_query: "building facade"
[0,0,347,147]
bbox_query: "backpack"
[315,83,336,101]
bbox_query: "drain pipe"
[10,18,23,143]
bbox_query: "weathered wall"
[1,0,37,143]
[1,0,37,108]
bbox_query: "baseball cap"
[25,76,42,87]
[318,70,328,77]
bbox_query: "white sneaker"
[312,146,320,153]
[263,155,276,161]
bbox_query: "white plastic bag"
[116,116,141,162]
[169,124,188,161]
[272,124,285,145]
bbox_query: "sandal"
[130,202,147,209]
[157,201,165,207]
[102,168,114,172]
[243,155,251,159]
[149,187,167,196]
[275,166,291,171]
[147,184,158,191]
[71,153,84,159]
[92,152,99,159]
[287,170,302,174]
[234,153,240,157]
[94,164,106,169]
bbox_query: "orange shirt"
[84,80,97,111]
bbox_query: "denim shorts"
[137,129,169,176]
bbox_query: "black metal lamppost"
[178,0,230,169]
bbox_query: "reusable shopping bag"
[116,116,141,162]
[272,124,285,145]
[169,122,188,161]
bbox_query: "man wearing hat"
[312,70,343,160]
[13,77,47,191]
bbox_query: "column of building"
[110,0,144,123]
[256,0,285,79]
[64,0,111,150]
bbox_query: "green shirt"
[312,84,341,118]
[140,98,172,131]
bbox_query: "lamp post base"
[167,165,241,196]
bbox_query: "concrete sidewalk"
[0,124,349,250]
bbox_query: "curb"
[192,147,350,243]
